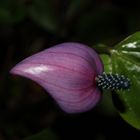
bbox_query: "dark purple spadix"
[96,72,130,90]
[10,43,103,113]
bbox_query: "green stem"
[93,44,111,55]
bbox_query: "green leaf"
[23,128,57,140]
[110,32,140,130]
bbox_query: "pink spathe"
[10,43,103,113]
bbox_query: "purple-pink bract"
[10,42,103,113]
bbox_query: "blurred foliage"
[23,128,57,140]
[29,0,60,34]
[1,0,140,139]
[0,0,27,24]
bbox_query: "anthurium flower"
[10,43,104,113]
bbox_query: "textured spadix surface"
[10,43,103,113]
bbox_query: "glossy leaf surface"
[110,32,140,129]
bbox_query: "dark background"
[1,0,140,139]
